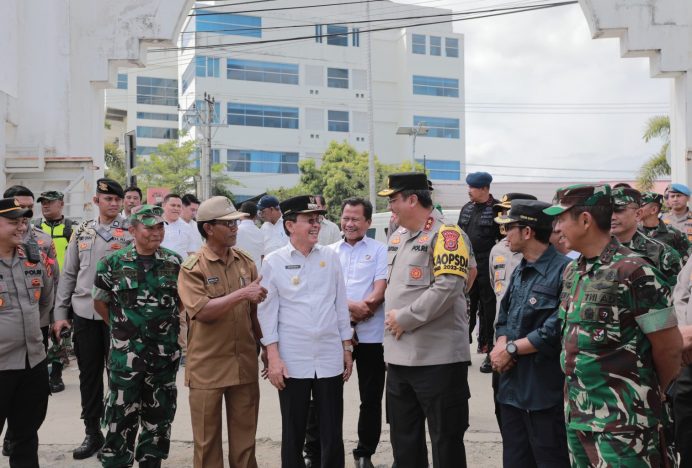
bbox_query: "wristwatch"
[344,345,354,353]
[505,341,518,360]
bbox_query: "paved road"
[15,352,502,467]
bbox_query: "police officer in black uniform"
[457,172,501,371]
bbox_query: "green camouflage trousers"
[100,365,178,468]
[47,335,70,367]
[566,427,676,467]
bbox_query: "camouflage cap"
[129,204,165,226]
[543,184,612,216]
[612,187,641,208]
[641,191,664,206]
[36,191,64,203]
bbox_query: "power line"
[151,1,578,52]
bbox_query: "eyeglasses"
[213,220,238,228]
[296,218,320,226]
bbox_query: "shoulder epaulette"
[182,254,199,270]
[232,246,253,262]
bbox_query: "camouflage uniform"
[558,238,678,467]
[622,230,682,287]
[92,232,182,468]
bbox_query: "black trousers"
[387,362,470,468]
[279,375,344,468]
[500,403,569,468]
[305,344,386,461]
[674,365,692,466]
[0,359,49,468]
[468,257,496,348]
[73,315,110,430]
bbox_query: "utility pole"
[365,0,377,206]
[200,92,215,200]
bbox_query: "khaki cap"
[197,196,249,222]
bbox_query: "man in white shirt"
[122,186,142,218]
[161,194,197,260]
[315,195,342,245]
[259,195,353,468]
[181,194,203,253]
[236,201,264,267]
[258,195,289,255]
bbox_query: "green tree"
[104,142,126,184]
[133,136,239,197]
[270,140,414,219]
[637,115,670,191]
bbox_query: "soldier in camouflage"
[639,191,691,263]
[545,184,682,467]
[92,205,182,468]
[610,187,682,287]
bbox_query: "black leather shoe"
[49,375,65,393]
[73,433,104,460]
[304,457,317,468]
[139,458,162,468]
[480,355,493,374]
[2,438,11,457]
[355,456,375,468]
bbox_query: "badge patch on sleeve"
[432,224,469,278]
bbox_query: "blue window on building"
[416,158,461,180]
[137,112,178,121]
[196,56,220,78]
[328,110,349,132]
[136,146,158,156]
[117,73,128,90]
[412,34,426,54]
[352,28,360,47]
[327,24,348,46]
[136,126,178,139]
[228,103,299,129]
[446,37,459,58]
[183,101,221,130]
[315,24,323,43]
[136,76,178,107]
[227,59,299,85]
[327,68,348,89]
[430,36,442,56]
[412,75,459,97]
[414,116,460,139]
[227,150,299,174]
[196,13,261,37]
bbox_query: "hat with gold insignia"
[279,195,326,216]
[377,172,430,197]
[493,193,537,214]
[543,184,612,216]
[129,204,165,226]
[0,198,33,219]
[96,178,124,198]
[495,200,553,229]
[197,196,249,222]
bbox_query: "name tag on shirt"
[285,265,301,270]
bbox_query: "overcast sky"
[396,0,671,183]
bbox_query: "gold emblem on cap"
[309,196,316,204]
[98,181,108,191]
[501,195,509,202]
[13,199,20,206]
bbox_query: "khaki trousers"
[189,382,260,468]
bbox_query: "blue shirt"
[495,245,570,411]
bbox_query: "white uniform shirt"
[162,218,196,260]
[328,237,387,343]
[236,219,264,267]
[318,218,342,246]
[261,218,289,255]
[186,218,203,253]
[258,242,352,378]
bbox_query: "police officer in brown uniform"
[0,198,55,468]
[379,173,477,468]
[52,178,133,460]
[178,196,266,468]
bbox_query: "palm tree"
[637,115,670,191]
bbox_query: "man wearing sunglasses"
[491,199,570,466]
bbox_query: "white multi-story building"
[107,0,465,203]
